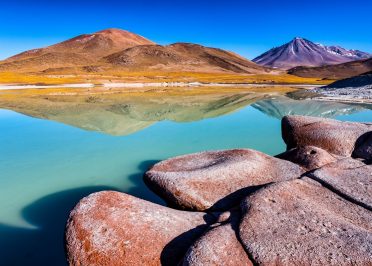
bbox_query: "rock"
[65,191,213,266]
[353,131,372,160]
[239,178,372,265]
[183,213,252,266]
[310,158,372,210]
[144,149,304,211]
[282,115,372,157]
[276,145,339,170]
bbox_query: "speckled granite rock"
[144,149,304,211]
[239,178,372,265]
[282,115,372,157]
[276,145,340,170]
[310,158,372,210]
[182,215,252,266]
[65,191,212,266]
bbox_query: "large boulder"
[239,178,372,265]
[276,145,339,170]
[282,115,372,157]
[182,212,252,266]
[310,158,372,210]
[144,149,304,211]
[65,191,213,266]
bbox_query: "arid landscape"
[1,1,371,266]
[1,28,371,104]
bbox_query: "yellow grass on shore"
[0,71,333,85]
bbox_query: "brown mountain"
[6,28,154,61]
[0,29,271,74]
[103,43,270,73]
[288,58,372,80]
[0,29,155,72]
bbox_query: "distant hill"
[322,71,372,89]
[103,42,269,74]
[253,37,370,69]
[288,58,372,80]
[0,29,271,75]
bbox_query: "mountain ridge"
[0,28,271,75]
[288,58,372,79]
[253,37,370,69]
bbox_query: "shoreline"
[0,82,322,90]
[312,96,372,104]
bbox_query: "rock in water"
[276,145,339,170]
[239,178,372,265]
[65,191,212,266]
[310,158,372,210]
[282,115,372,157]
[144,149,304,211]
[65,115,372,265]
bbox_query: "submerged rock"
[282,115,372,156]
[310,158,372,210]
[239,178,372,265]
[276,145,339,170]
[65,191,212,266]
[144,149,304,211]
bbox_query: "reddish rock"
[183,214,252,266]
[282,115,372,157]
[239,178,372,265]
[66,191,212,266]
[310,158,372,210]
[145,149,304,211]
[276,145,339,170]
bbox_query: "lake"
[0,87,371,265]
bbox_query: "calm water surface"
[0,91,371,265]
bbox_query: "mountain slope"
[0,29,155,72]
[322,71,372,89]
[6,28,154,61]
[253,37,370,69]
[288,58,372,79]
[103,43,270,73]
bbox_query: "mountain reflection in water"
[0,88,370,136]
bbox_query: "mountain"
[0,29,270,75]
[0,29,155,72]
[288,58,372,80]
[103,42,269,73]
[253,37,370,69]
[6,28,154,61]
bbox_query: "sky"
[0,0,371,60]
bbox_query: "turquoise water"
[0,93,371,265]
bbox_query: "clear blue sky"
[1,0,371,60]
